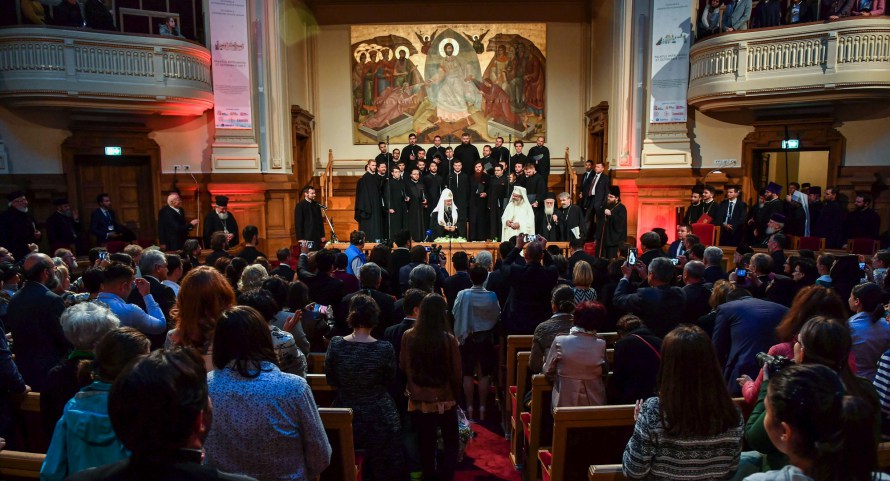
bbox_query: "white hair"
[60,303,121,350]
[238,264,268,291]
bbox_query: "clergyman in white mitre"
[501,185,535,241]
[431,188,460,237]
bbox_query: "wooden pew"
[879,441,890,470]
[504,335,534,420]
[318,407,359,481]
[0,451,44,480]
[309,352,326,374]
[509,351,532,467]
[587,465,625,481]
[308,373,336,407]
[522,374,553,481]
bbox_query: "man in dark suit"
[270,248,296,281]
[443,251,473,312]
[398,246,448,296]
[607,318,662,405]
[335,262,395,338]
[388,230,412,297]
[5,253,69,392]
[157,192,198,251]
[668,224,692,258]
[126,250,176,349]
[613,257,687,338]
[203,196,239,249]
[578,160,595,213]
[639,231,667,266]
[46,197,81,254]
[296,247,344,309]
[716,185,747,246]
[502,237,560,335]
[713,289,787,395]
[89,193,129,246]
[566,238,598,279]
[294,185,326,249]
[585,161,610,243]
[681,261,713,324]
[383,289,426,412]
[703,246,729,284]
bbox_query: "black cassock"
[603,202,628,258]
[405,179,427,241]
[528,145,551,180]
[422,173,445,230]
[157,205,193,252]
[541,209,560,241]
[384,177,407,236]
[488,174,508,240]
[468,173,490,241]
[294,199,324,246]
[355,172,384,241]
[203,211,239,248]
[523,173,547,233]
[557,204,585,242]
[430,209,466,238]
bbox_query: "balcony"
[0,26,212,115]
[688,18,890,112]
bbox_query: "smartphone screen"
[736,268,747,278]
[670,258,679,266]
[627,249,637,266]
[860,262,867,270]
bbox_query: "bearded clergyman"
[431,188,464,238]
[501,186,536,241]
[203,196,239,248]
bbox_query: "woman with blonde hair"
[571,260,598,303]
[165,266,235,370]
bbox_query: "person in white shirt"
[162,254,183,297]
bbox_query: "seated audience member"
[79,267,104,301]
[543,301,609,410]
[204,231,232,267]
[702,246,727,283]
[5,253,69,392]
[848,282,890,381]
[551,254,571,286]
[571,260,598,302]
[608,314,661,405]
[623,325,743,479]
[297,247,345,309]
[333,253,360,295]
[452,265,500,420]
[236,289,306,377]
[713,286,788,395]
[203,306,330,480]
[744,316,880,470]
[682,260,713,323]
[41,328,150,481]
[166,266,236,371]
[529,286,577,374]
[389,264,439,327]
[868,250,889,288]
[326,294,403,481]
[614,257,687,338]
[95,263,166,337]
[401,294,462,481]
[270,247,296,281]
[815,253,834,287]
[485,241,515,307]
[334,262,395,338]
[238,264,268,292]
[262,276,309,355]
[41,303,119,437]
[67,348,259,481]
[236,225,266,264]
[737,286,847,405]
[163,254,184,297]
[745,364,885,481]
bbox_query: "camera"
[756,352,794,377]
[429,244,443,264]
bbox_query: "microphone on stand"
[424,229,433,242]
[318,204,328,210]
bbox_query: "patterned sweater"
[623,397,743,480]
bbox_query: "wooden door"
[76,155,156,242]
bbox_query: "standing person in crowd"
[488,164,509,240]
[126,250,176,346]
[203,196,238,249]
[555,191,585,242]
[334,262,394,338]
[528,136,550,180]
[744,365,884,481]
[529,285,577,374]
[270,248,296,281]
[236,289,306,377]
[46,197,81,254]
[502,236,560,335]
[294,186,326,249]
[608,314,662,405]
[401,294,462,481]
[543,301,609,410]
[718,184,747,246]
[614,257,686,338]
[501,186,536,241]
[443,251,473,312]
[236,226,266,263]
[159,16,185,37]
[297,247,344,310]
[0,191,41,261]
[325,294,403,481]
[41,328,150,481]
[468,161,489,241]
[203,306,330,481]
[725,0,753,30]
[157,193,198,252]
[846,192,882,241]
[452,265,500,421]
[623,325,744,480]
[601,186,627,258]
[572,260,598,303]
[96,262,166,337]
[848,282,890,381]
[89,193,129,247]
[166,266,236,371]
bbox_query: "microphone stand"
[386,135,392,242]
[321,205,338,244]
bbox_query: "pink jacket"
[854,0,885,16]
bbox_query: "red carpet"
[455,422,522,481]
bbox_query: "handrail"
[563,147,575,198]
[324,149,334,204]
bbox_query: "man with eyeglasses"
[96,262,166,338]
[125,250,176,348]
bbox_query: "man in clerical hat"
[0,190,41,261]
[755,182,783,244]
[203,195,239,249]
[46,197,81,254]
[601,185,627,259]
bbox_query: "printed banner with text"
[649,1,691,124]
[210,0,251,129]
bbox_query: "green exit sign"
[104,146,122,156]
[782,139,799,150]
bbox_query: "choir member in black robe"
[523,163,547,234]
[511,140,528,174]
[845,192,881,240]
[479,145,495,175]
[556,192,586,242]
[157,192,198,252]
[512,161,527,188]
[405,168,427,241]
[402,133,423,171]
[807,187,823,231]
[488,164,509,240]
[468,163,490,241]
[527,136,551,180]
[423,162,445,229]
[384,167,407,237]
[46,198,81,253]
[602,186,627,259]
[540,193,560,241]
[683,186,705,224]
[294,187,325,248]
[453,132,480,166]
[491,136,511,167]
[375,141,395,171]
[447,160,470,233]
[427,136,447,168]
[355,159,384,242]
[813,187,847,248]
[699,185,718,223]
[203,196,239,249]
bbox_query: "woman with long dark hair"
[401,294,462,481]
[623,325,743,479]
[203,305,330,481]
[849,282,890,380]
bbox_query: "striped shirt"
[623,397,743,480]
[873,349,890,439]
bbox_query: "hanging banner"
[209,0,251,129]
[649,1,690,124]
